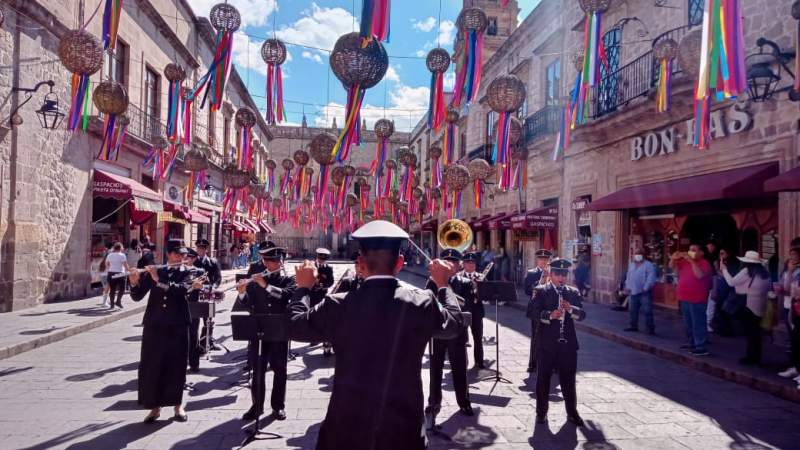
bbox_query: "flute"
[224,269,272,291]
[109,263,196,279]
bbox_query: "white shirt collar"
[364,275,396,282]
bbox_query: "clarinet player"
[530,258,587,427]
[524,249,553,373]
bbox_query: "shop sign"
[158,212,187,225]
[592,233,603,256]
[93,179,129,199]
[510,207,558,230]
[571,197,591,211]
[630,104,752,162]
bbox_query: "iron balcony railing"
[124,102,165,145]
[467,144,492,163]
[524,105,561,144]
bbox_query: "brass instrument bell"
[436,219,474,253]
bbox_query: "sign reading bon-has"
[630,104,751,162]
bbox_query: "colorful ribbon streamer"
[330,86,365,162]
[428,70,446,130]
[67,75,91,132]
[655,58,672,113]
[188,29,234,112]
[166,81,183,141]
[492,112,513,191]
[266,63,286,125]
[360,0,391,44]
[101,0,123,50]
[451,28,484,107]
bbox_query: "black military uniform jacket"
[529,283,587,351]
[457,270,485,318]
[310,262,335,305]
[194,255,222,287]
[424,276,472,344]
[524,267,546,297]
[238,261,297,315]
[130,266,201,326]
[288,277,465,450]
[333,273,362,294]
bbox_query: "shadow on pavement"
[430,406,499,448]
[64,361,139,382]
[19,326,67,335]
[0,366,33,377]
[63,421,171,450]
[17,422,123,450]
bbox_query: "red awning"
[258,219,275,234]
[473,214,500,231]
[764,166,800,193]
[186,209,211,224]
[243,219,261,234]
[226,221,246,232]
[587,163,779,211]
[510,206,559,230]
[93,169,163,213]
[488,212,516,230]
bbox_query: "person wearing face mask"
[669,244,714,356]
[623,248,658,335]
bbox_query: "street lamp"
[10,80,64,129]
[745,38,799,102]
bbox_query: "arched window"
[688,0,703,27]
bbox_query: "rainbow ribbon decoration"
[67,76,91,132]
[236,126,253,171]
[451,27,484,107]
[693,0,747,149]
[511,159,527,191]
[577,9,608,124]
[101,0,123,50]
[370,134,389,196]
[316,166,331,205]
[472,179,483,209]
[428,70,446,131]
[450,190,462,220]
[360,0,391,44]
[266,62,285,125]
[431,154,442,188]
[492,112,513,191]
[330,87,365,162]
[655,58,672,113]
[166,82,183,142]
[443,122,456,165]
[182,96,193,145]
[553,69,583,160]
[184,170,206,204]
[189,28,234,112]
[96,114,128,161]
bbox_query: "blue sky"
[187,1,541,131]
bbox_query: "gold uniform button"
[162,304,167,308]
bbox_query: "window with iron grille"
[545,59,561,107]
[144,67,160,140]
[688,0,703,27]
[596,27,622,116]
[103,40,127,86]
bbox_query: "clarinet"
[556,285,568,344]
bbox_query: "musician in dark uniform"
[460,251,485,369]
[524,249,553,372]
[184,248,204,373]
[529,258,587,427]
[332,250,364,294]
[128,241,205,423]
[312,248,335,356]
[288,220,466,450]
[235,241,296,421]
[425,249,474,418]
[193,239,222,351]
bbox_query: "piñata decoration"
[576,0,611,124]
[93,81,129,161]
[692,0,746,149]
[678,30,702,78]
[426,48,451,131]
[452,8,487,107]
[261,38,287,125]
[486,74,526,191]
[654,38,678,113]
[329,33,389,162]
[164,63,186,142]
[443,164,470,219]
[58,30,103,132]
[468,158,491,209]
[359,0,391,44]
[189,3,240,112]
[443,107,459,165]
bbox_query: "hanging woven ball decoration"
[261,38,287,65]
[428,146,443,160]
[249,183,269,199]
[486,74,527,113]
[426,47,451,74]
[346,193,359,207]
[579,0,612,13]
[385,159,398,171]
[164,63,186,82]
[344,165,356,177]
[209,2,241,32]
[444,164,471,191]
[93,81,129,115]
[266,159,277,170]
[374,118,395,138]
[331,166,346,185]
[468,158,492,181]
[571,51,585,72]
[235,107,257,128]
[58,30,104,75]
[457,8,488,33]
[654,38,679,61]
[183,143,210,172]
[293,150,310,166]
[223,165,251,189]
[677,29,703,78]
[329,32,389,89]
[445,107,460,124]
[282,158,295,172]
[397,147,412,166]
[309,132,338,165]
[494,116,523,145]
[305,166,315,178]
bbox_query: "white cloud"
[385,66,400,83]
[186,0,277,28]
[438,20,456,47]
[412,17,437,33]
[443,72,455,91]
[313,83,430,133]
[276,3,355,61]
[415,49,427,58]
[302,51,323,63]
[232,31,292,76]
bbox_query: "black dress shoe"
[242,409,262,421]
[459,405,474,416]
[173,413,188,422]
[567,414,585,427]
[272,409,287,420]
[535,414,546,424]
[188,366,200,374]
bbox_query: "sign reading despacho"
[630,104,751,162]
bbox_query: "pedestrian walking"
[105,242,129,309]
[670,244,713,356]
[722,251,772,366]
[126,239,142,270]
[623,247,658,334]
[778,246,800,387]
[98,246,111,306]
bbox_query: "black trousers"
[791,316,800,371]
[107,273,125,306]
[188,318,201,370]
[428,336,470,409]
[528,320,538,369]
[739,307,763,363]
[535,346,578,417]
[248,340,288,413]
[469,315,484,366]
[200,318,215,346]
[138,325,189,409]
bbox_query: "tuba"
[436,219,474,253]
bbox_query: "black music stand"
[189,299,216,361]
[476,281,516,391]
[231,313,289,446]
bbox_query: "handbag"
[722,290,746,315]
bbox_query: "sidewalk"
[402,266,800,404]
[0,269,239,361]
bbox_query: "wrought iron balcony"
[467,144,492,163]
[124,102,165,145]
[524,105,561,144]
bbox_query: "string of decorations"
[577,0,610,124]
[360,0,391,45]
[188,2,239,112]
[262,38,287,125]
[487,74,526,191]
[426,48,450,131]
[654,38,678,113]
[451,8,487,107]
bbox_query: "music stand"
[476,281,516,391]
[231,313,289,446]
[189,299,215,361]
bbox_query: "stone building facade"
[0,0,271,311]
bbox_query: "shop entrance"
[681,213,739,256]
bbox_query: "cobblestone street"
[0,263,798,450]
